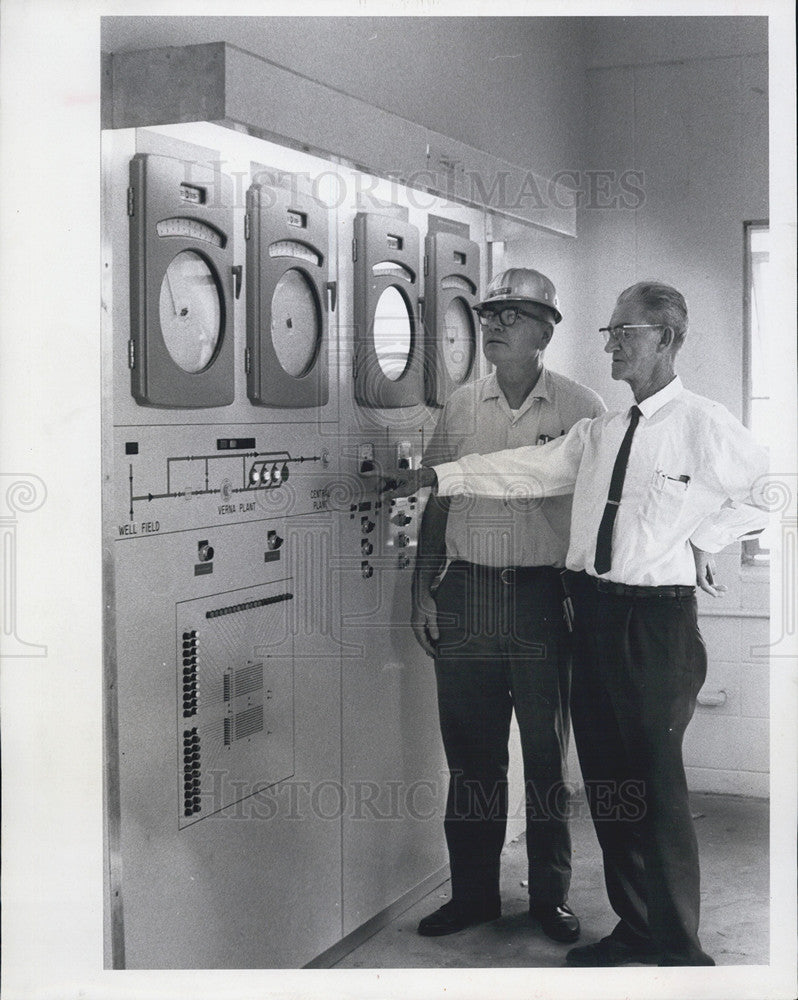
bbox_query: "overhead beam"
[105,42,576,237]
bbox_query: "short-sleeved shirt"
[423,369,606,568]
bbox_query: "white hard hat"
[475,268,562,324]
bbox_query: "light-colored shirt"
[433,376,768,586]
[423,368,606,568]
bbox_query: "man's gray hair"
[618,282,688,350]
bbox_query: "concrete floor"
[334,792,769,968]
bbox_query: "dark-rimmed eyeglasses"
[599,324,663,345]
[475,306,548,328]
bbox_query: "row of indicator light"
[183,727,202,816]
[249,461,290,487]
[182,629,199,718]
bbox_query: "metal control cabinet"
[103,123,488,969]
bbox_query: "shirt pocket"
[639,468,691,525]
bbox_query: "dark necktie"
[594,405,642,575]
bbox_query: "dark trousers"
[568,572,713,965]
[433,561,572,906]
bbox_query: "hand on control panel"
[377,466,436,500]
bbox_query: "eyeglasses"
[599,324,663,345]
[475,306,548,328]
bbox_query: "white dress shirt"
[433,376,769,587]
[423,369,605,568]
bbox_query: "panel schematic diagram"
[125,448,322,522]
[176,581,295,829]
[114,427,333,537]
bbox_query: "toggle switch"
[358,443,376,475]
[390,510,412,526]
[361,539,373,556]
[361,516,375,533]
[396,440,414,470]
[266,529,283,551]
[396,532,409,548]
[361,561,374,579]
[197,540,214,562]
[397,554,411,570]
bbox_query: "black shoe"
[658,952,715,966]
[566,935,660,967]
[417,899,501,937]
[530,902,581,943]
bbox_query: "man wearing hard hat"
[412,268,605,942]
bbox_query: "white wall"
[569,17,770,796]
[570,17,768,415]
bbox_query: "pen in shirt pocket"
[537,430,566,446]
[654,468,691,490]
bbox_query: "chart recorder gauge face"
[372,280,414,383]
[246,181,329,408]
[128,153,235,408]
[441,293,474,384]
[353,212,423,410]
[158,248,221,374]
[423,225,480,407]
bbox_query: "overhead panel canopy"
[105,43,577,238]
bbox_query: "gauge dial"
[372,261,414,282]
[156,217,226,247]
[441,275,473,292]
[442,297,474,384]
[158,250,222,373]
[270,268,321,378]
[268,241,321,266]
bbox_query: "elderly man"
[413,269,605,942]
[382,282,767,966]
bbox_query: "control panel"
[176,580,295,828]
[103,122,486,969]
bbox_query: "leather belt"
[593,578,695,599]
[450,561,560,586]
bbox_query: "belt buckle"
[500,567,515,585]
